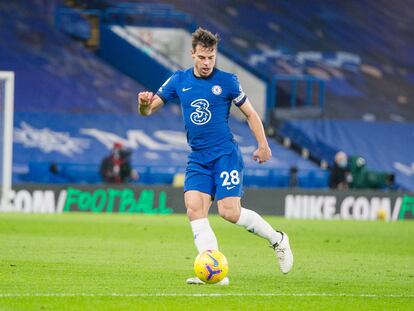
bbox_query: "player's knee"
[185,201,205,219]
[218,203,240,223]
[186,206,202,219]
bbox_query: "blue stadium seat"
[270,169,290,188]
[61,164,101,184]
[243,169,272,188]
[311,170,330,189]
[147,166,179,185]
[22,162,70,184]
[297,170,313,189]
[134,166,150,184]
[22,163,53,183]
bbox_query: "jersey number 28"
[220,170,240,187]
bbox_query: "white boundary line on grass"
[0,293,413,298]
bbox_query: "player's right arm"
[138,72,179,116]
[137,92,164,116]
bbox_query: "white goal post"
[0,71,14,212]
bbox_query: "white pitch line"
[0,293,413,298]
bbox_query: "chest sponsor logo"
[190,99,212,125]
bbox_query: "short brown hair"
[191,27,220,50]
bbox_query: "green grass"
[0,213,413,310]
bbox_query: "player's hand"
[138,91,154,115]
[253,145,272,164]
[138,91,154,107]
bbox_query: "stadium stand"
[97,1,411,189]
[1,0,331,188]
[90,0,411,191]
[13,105,327,187]
[278,120,413,191]
[5,0,412,190]
[0,0,145,113]
[97,0,414,122]
[52,0,414,122]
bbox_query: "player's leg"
[215,148,283,243]
[217,196,293,274]
[217,196,281,244]
[185,190,217,253]
[185,161,229,285]
[184,161,221,259]
[185,190,229,285]
[184,159,218,254]
[214,145,293,274]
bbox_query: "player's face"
[191,44,217,78]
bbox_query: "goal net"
[0,71,14,212]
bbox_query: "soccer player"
[138,27,293,285]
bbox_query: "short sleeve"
[229,74,247,107]
[156,72,179,103]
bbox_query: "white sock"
[236,208,283,245]
[190,218,218,253]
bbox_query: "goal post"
[0,71,15,212]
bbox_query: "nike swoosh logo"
[182,87,192,92]
[207,254,219,267]
[226,186,236,190]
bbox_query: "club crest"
[211,85,222,95]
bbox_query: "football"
[194,250,228,284]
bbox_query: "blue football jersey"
[156,68,247,151]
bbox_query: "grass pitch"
[0,212,413,310]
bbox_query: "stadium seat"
[311,170,330,189]
[297,170,313,189]
[61,164,101,184]
[243,169,272,188]
[270,169,290,188]
[147,166,179,185]
[134,166,150,184]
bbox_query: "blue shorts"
[184,141,244,200]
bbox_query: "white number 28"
[220,170,240,186]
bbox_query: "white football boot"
[273,232,293,274]
[186,276,229,285]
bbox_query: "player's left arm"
[238,100,272,164]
